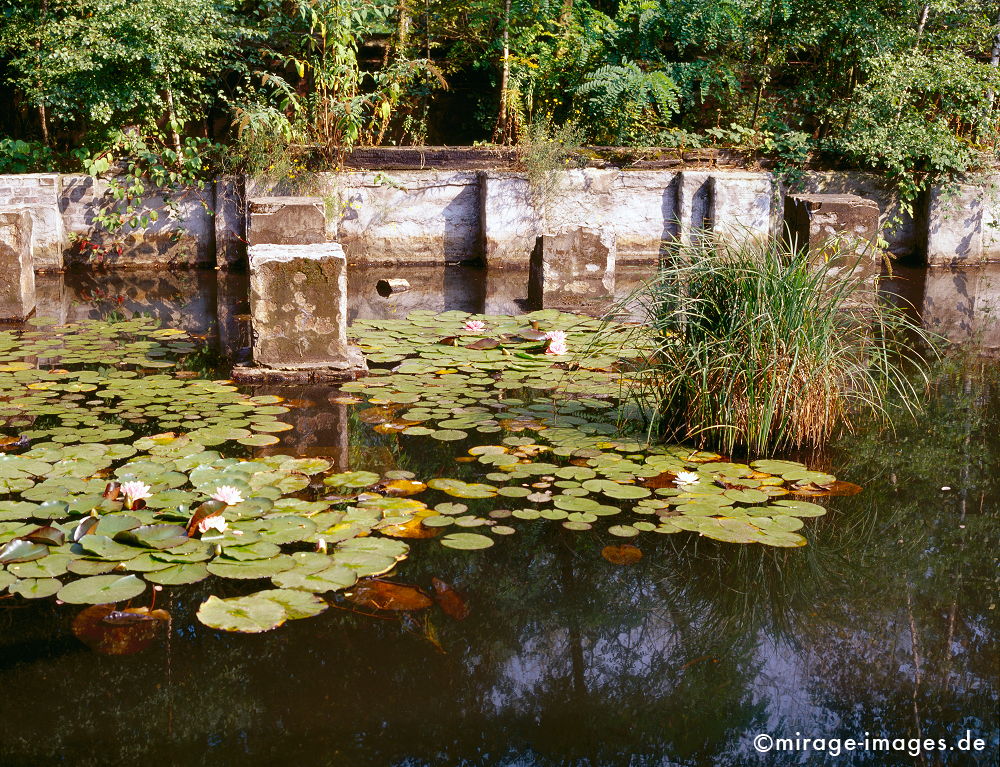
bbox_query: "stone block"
[527,227,616,310]
[709,172,773,241]
[0,210,36,320]
[247,197,329,246]
[0,173,64,270]
[783,193,881,280]
[926,184,984,265]
[247,243,366,377]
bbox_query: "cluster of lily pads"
[340,309,854,547]
[0,310,855,635]
[0,318,414,633]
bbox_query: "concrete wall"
[0,164,997,270]
[60,175,214,268]
[0,173,64,270]
[243,171,482,266]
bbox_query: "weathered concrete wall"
[1,163,998,270]
[0,173,64,270]
[242,171,482,266]
[481,169,679,267]
[925,176,1000,266]
[60,175,215,268]
[795,171,921,258]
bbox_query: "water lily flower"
[120,481,152,510]
[463,319,487,333]
[674,471,701,486]
[211,485,244,506]
[198,516,229,535]
[544,330,569,355]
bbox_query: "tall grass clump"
[615,235,931,454]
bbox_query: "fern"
[574,60,679,144]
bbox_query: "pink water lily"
[463,319,487,333]
[198,516,229,535]
[120,481,152,510]
[544,330,569,355]
[211,485,245,505]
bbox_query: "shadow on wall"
[59,175,214,268]
[443,185,482,263]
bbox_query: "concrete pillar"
[527,228,616,310]
[0,209,36,320]
[0,173,64,271]
[246,197,330,246]
[709,172,773,242]
[783,193,881,281]
[926,184,984,266]
[676,171,712,246]
[239,243,366,381]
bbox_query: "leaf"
[56,575,146,604]
[257,588,328,619]
[114,524,189,550]
[72,605,169,655]
[346,580,433,611]
[196,594,287,633]
[440,532,494,550]
[431,577,470,620]
[271,565,357,593]
[601,544,642,565]
[0,539,49,564]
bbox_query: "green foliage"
[827,49,1000,207]
[0,138,56,173]
[0,0,247,145]
[612,235,933,454]
[575,62,679,145]
[0,0,995,194]
[519,118,585,210]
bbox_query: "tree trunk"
[988,9,1000,114]
[396,0,411,57]
[493,0,513,144]
[914,3,930,49]
[164,73,183,156]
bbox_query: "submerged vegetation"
[0,311,860,634]
[616,236,932,454]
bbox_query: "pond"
[0,265,997,766]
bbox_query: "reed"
[611,234,931,454]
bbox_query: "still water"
[0,265,997,766]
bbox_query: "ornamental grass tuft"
[611,234,932,454]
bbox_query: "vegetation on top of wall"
[0,0,997,205]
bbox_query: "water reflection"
[0,360,996,766]
[33,263,1000,360]
[4,265,996,766]
[884,265,1000,354]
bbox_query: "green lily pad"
[196,594,287,633]
[56,574,146,604]
[440,532,495,550]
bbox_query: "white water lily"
[674,471,701,486]
[463,319,487,333]
[211,485,245,505]
[198,516,229,535]
[120,481,152,509]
